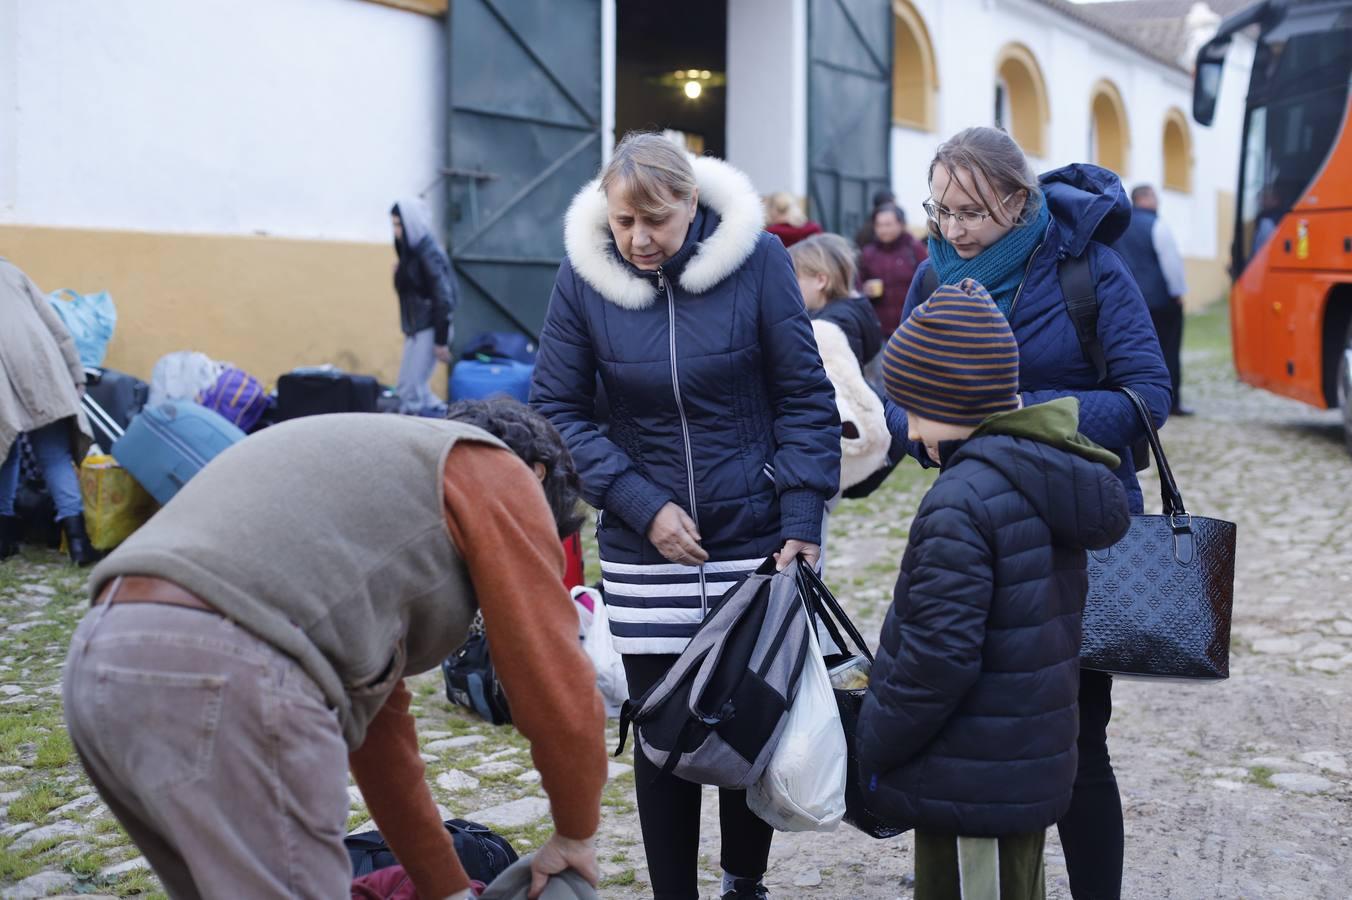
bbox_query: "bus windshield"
[1237,10,1352,267]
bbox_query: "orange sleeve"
[443,441,607,840]
[349,679,470,899]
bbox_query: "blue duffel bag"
[111,400,245,505]
[449,357,534,403]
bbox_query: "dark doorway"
[615,0,728,156]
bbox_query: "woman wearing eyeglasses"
[883,126,1171,900]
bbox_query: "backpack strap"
[919,263,939,301]
[1057,253,1108,384]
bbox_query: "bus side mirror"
[1192,39,1229,126]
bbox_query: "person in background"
[859,278,1131,900]
[1114,184,1191,415]
[531,132,839,900]
[790,233,891,506]
[763,191,823,248]
[890,126,1171,900]
[859,203,928,342]
[64,399,605,900]
[854,188,897,248]
[392,198,457,416]
[0,258,98,566]
[790,233,881,371]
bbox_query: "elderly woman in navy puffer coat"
[530,132,840,900]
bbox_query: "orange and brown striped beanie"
[882,277,1020,426]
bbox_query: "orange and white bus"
[1193,0,1352,451]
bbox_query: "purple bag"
[199,366,269,432]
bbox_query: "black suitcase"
[275,369,379,420]
[83,367,149,453]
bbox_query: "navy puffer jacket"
[530,156,840,654]
[857,400,1131,836]
[886,164,1171,513]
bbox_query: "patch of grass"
[608,851,628,864]
[1248,765,1276,789]
[600,868,638,888]
[112,866,165,897]
[34,729,74,769]
[8,782,67,822]
[1183,300,1232,358]
[65,847,109,878]
[347,809,370,833]
[0,843,42,882]
[0,716,46,765]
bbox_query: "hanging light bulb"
[684,80,702,99]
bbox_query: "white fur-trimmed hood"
[562,154,766,309]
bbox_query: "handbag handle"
[1118,387,1187,516]
[796,563,874,664]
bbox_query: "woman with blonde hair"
[531,132,840,900]
[763,190,822,248]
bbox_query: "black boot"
[59,515,99,567]
[0,515,20,562]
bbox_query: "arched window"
[1089,79,1130,176]
[1162,108,1193,193]
[993,43,1049,157]
[891,0,938,131]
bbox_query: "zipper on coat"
[660,266,709,617]
[1007,239,1045,317]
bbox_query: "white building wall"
[0,0,445,243]
[726,0,808,197]
[887,0,1251,264]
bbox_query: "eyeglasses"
[922,192,1016,228]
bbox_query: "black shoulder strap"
[1058,254,1107,384]
[920,264,939,301]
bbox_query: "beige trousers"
[63,603,351,899]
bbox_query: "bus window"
[1237,24,1352,267]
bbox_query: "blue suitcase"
[449,358,534,403]
[112,400,245,504]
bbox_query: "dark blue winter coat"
[886,164,1171,513]
[530,156,840,654]
[857,399,1131,836]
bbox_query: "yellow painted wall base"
[1,225,442,394]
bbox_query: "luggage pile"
[29,326,538,558]
[449,331,537,404]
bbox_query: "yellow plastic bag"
[79,454,157,550]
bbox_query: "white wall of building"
[888,0,1252,263]
[726,0,808,197]
[0,0,445,243]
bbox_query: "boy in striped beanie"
[857,277,1131,900]
[880,278,1021,463]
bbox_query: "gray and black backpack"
[615,557,812,790]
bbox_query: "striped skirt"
[601,556,766,655]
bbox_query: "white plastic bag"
[148,351,222,407]
[572,586,629,717]
[747,623,847,831]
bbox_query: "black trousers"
[1150,302,1184,410]
[1057,670,1122,900]
[622,654,774,900]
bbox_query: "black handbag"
[1081,387,1236,680]
[795,565,904,840]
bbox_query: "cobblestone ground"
[0,305,1348,899]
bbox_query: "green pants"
[913,829,1046,900]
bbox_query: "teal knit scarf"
[927,201,1051,318]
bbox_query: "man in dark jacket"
[392,198,458,415]
[1113,184,1190,414]
[860,280,1130,900]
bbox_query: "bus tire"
[1340,318,1352,456]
